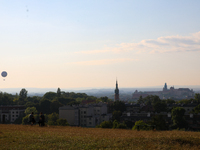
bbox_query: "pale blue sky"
[0,0,200,88]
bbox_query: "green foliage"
[43,92,57,100]
[153,101,167,113]
[0,92,14,105]
[57,97,75,105]
[193,104,200,113]
[19,88,28,99]
[124,120,135,129]
[22,114,38,125]
[39,99,52,114]
[50,100,63,113]
[112,120,118,129]
[195,93,200,103]
[171,107,188,129]
[68,100,81,105]
[22,115,29,125]
[149,115,168,130]
[109,101,126,112]
[164,99,176,104]
[97,121,113,128]
[112,120,127,129]
[132,120,151,130]
[99,96,111,103]
[24,107,38,116]
[25,101,37,108]
[56,119,69,126]
[138,95,161,105]
[47,113,59,125]
[57,88,61,97]
[116,122,127,129]
[112,111,122,122]
[177,99,193,104]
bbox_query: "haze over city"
[1,0,200,89]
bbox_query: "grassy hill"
[0,124,200,150]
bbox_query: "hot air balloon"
[1,71,7,81]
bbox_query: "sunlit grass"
[0,124,200,149]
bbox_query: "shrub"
[97,121,113,128]
[57,119,69,126]
[22,115,29,125]
[116,122,127,129]
[132,120,151,131]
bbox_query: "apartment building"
[59,102,112,127]
[0,105,25,123]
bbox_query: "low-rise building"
[59,102,112,127]
[0,105,25,123]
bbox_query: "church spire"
[114,79,119,101]
[163,83,168,91]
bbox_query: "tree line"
[1,88,200,130]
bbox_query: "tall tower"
[163,83,168,91]
[114,80,119,101]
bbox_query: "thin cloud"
[76,31,200,54]
[67,58,138,66]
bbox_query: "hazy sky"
[0,0,200,89]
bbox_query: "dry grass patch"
[0,124,200,149]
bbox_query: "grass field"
[0,124,200,150]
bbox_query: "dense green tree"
[26,96,41,103]
[76,97,86,103]
[153,101,167,113]
[19,88,28,99]
[109,101,126,112]
[57,97,75,105]
[68,100,80,106]
[39,99,52,114]
[193,104,200,113]
[149,115,168,130]
[112,111,122,122]
[171,107,188,129]
[164,99,176,104]
[57,88,61,97]
[17,89,28,105]
[177,99,192,104]
[25,101,37,108]
[43,92,57,100]
[47,113,59,125]
[137,95,161,105]
[137,96,144,104]
[50,100,63,113]
[24,107,38,116]
[0,92,14,105]
[195,93,200,103]
[99,96,111,102]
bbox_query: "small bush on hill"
[97,121,113,128]
[132,120,151,130]
[57,119,69,126]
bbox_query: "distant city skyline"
[1,1,200,88]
